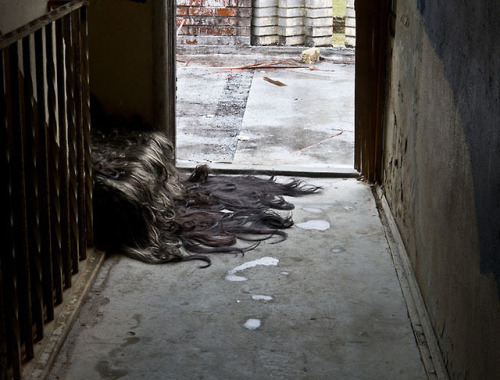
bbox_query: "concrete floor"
[48,49,427,379]
[176,51,355,174]
[49,178,426,379]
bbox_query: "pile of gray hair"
[91,130,320,267]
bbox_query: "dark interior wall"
[88,0,155,125]
[0,0,47,34]
[381,0,500,378]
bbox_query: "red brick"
[216,8,237,17]
[215,17,238,26]
[237,26,251,36]
[238,0,251,7]
[177,0,201,6]
[177,26,189,35]
[238,8,251,17]
[189,7,215,16]
[183,16,217,26]
[176,7,188,16]
[202,0,237,7]
[202,26,237,35]
[218,27,237,35]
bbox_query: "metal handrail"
[0,1,88,50]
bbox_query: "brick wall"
[176,0,352,47]
[176,0,252,45]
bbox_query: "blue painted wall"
[418,0,500,298]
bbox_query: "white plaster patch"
[225,257,279,281]
[296,220,331,231]
[244,319,261,330]
[303,207,322,214]
[252,295,273,301]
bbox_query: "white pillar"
[305,0,333,46]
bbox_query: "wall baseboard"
[372,185,449,380]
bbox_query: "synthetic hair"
[91,129,320,267]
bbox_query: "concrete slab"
[176,67,254,163]
[234,64,354,169]
[49,178,426,379]
[175,52,355,173]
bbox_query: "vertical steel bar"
[22,34,45,343]
[35,26,55,323]
[10,40,35,362]
[46,20,64,305]
[0,45,14,380]
[80,5,93,247]
[1,4,91,375]
[72,9,88,262]
[3,45,23,380]
[64,12,80,276]
[55,17,72,289]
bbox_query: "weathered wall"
[382,0,500,378]
[0,0,47,34]
[176,0,251,46]
[88,0,154,125]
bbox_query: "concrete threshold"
[176,161,360,178]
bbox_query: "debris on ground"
[301,47,321,64]
[263,77,287,86]
[293,129,345,153]
[215,58,316,73]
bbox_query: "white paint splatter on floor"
[252,295,273,301]
[244,319,261,330]
[225,257,279,282]
[296,220,331,231]
[332,246,346,253]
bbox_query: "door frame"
[354,0,390,183]
[162,0,390,180]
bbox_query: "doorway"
[173,1,358,176]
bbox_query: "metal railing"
[0,2,92,378]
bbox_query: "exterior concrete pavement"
[176,50,355,176]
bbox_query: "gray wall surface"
[88,0,155,126]
[381,0,500,377]
[0,0,47,34]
